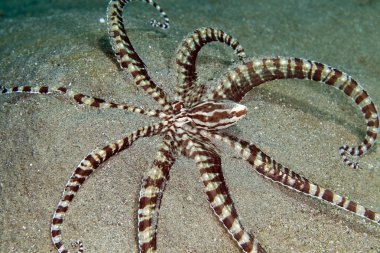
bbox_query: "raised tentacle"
[179,130,265,253]
[0,85,166,118]
[200,129,380,224]
[107,0,172,111]
[175,27,246,106]
[211,57,379,169]
[51,123,165,253]
[137,131,177,253]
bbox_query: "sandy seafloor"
[0,0,379,252]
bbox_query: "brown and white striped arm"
[182,133,265,253]
[137,131,177,253]
[202,130,380,225]
[107,0,172,111]
[211,57,379,169]
[0,85,165,118]
[51,123,165,253]
[175,27,246,106]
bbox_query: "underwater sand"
[0,0,379,252]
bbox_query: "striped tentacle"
[107,0,172,111]
[51,123,165,253]
[181,132,265,253]
[0,85,165,118]
[138,131,177,253]
[202,130,380,225]
[211,57,379,169]
[175,27,246,106]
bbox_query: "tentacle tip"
[71,240,84,253]
[349,161,360,170]
[338,146,360,169]
[235,49,246,60]
[239,52,247,59]
[149,18,169,30]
